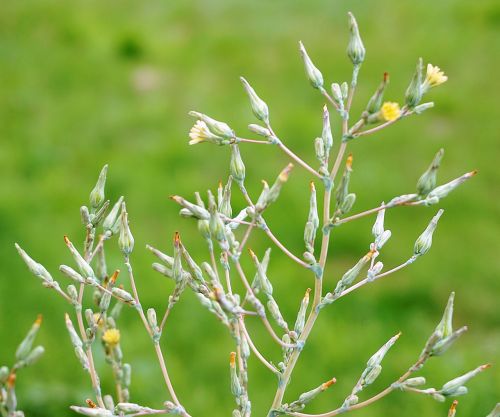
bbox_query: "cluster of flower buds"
[0,314,45,417]
[229,352,251,417]
[342,333,400,408]
[420,292,468,358]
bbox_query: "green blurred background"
[1,0,499,416]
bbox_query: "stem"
[124,257,185,410]
[263,227,309,269]
[287,355,429,417]
[352,109,412,139]
[276,141,323,179]
[234,261,295,349]
[239,317,279,375]
[75,284,105,408]
[337,256,418,299]
[237,137,272,145]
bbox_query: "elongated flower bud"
[267,297,288,332]
[404,377,427,387]
[331,83,343,105]
[294,288,310,336]
[229,352,242,397]
[15,243,53,283]
[375,229,391,250]
[248,124,271,138]
[299,41,324,89]
[63,236,94,279]
[265,164,294,208]
[366,332,401,368]
[16,315,42,361]
[426,170,477,202]
[414,209,443,256]
[112,287,136,305]
[230,145,246,184]
[322,105,333,153]
[347,12,365,65]
[371,205,386,238]
[170,195,210,220]
[240,77,269,124]
[334,251,373,295]
[89,165,108,209]
[405,58,423,108]
[118,203,134,256]
[365,72,389,115]
[440,364,491,396]
[417,149,444,197]
[336,155,353,210]
[292,378,336,408]
[314,137,325,165]
[23,345,44,366]
[249,249,273,296]
[59,265,85,284]
[304,182,319,254]
[65,313,83,349]
[103,196,124,234]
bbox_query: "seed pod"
[118,203,134,256]
[405,58,423,108]
[16,314,42,361]
[240,77,269,124]
[347,12,365,65]
[89,165,108,209]
[414,209,444,256]
[299,41,324,89]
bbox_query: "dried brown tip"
[305,288,311,295]
[310,181,316,192]
[63,235,70,245]
[174,231,181,246]
[449,400,458,411]
[247,248,256,258]
[86,399,97,408]
[321,377,337,390]
[383,72,389,83]
[169,195,182,204]
[323,104,328,112]
[64,312,70,321]
[110,269,120,284]
[480,363,492,370]
[346,154,353,170]
[468,170,478,177]
[218,180,223,188]
[229,351,236,367]
[35,314,43,326]
[279,163,294,182]
[7,373,16,388]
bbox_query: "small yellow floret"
[102,328,120,347]
[425,64,448,88]
[380,102,401,122]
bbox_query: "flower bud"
[367,261,383,282]
[188,111,235,139]
[427,170,477,202]
[365,72,389,115]
[118,203,134,256]
[63,236,94,278]
[248,124,271,138]
[322,105,333,153]
[405,58,423,108]
[230,145,246,184]
[417,148,444,197]
[371,205,386,238]
[346,12,365,65]
[266,164,294,208]
[240,77,269,124]
[103,196,124,234]
[89,165,108,209]
[414,101,434,114]
[294,288,311,336]
[440,364,491,396]
[414,209,443,256]
[299,41,324,89]
[229,352,242,397]
[112,288,136,305]
[334,251,373,295]
[15,244,53,283]
[23,345,44,366]
[331,83,343,105]
[375,229,391,250]
[404,377,427,387]
[65,313,83,349]
[16,315,43,361]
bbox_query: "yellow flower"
[423,64,448,90]
[188,120,221,145]
[93,313,104,329]
[102,328,120,347]
[380,102,401,122]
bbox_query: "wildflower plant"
[13,11,496,417]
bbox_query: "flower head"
[189,120,223,145]
[102,328,120,347]
[379,102,401,121]
[422,64,448,91]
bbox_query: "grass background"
[0,0,499,416]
